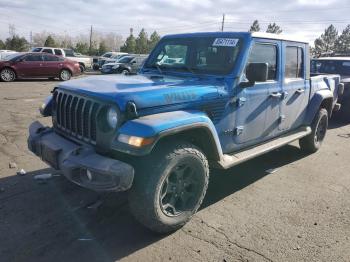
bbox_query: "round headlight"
[107,107,118,128]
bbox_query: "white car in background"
[31,47,92,72]
[0,50,17,60]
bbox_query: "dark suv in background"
[311,57,350,119]
[101,54,148,75]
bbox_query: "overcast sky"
[0,0,349,44]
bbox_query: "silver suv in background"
[31,47,92,72]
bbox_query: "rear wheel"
[299,108,328,153]
[59,69,71,81]
[0,68,16,82]
[128,141,209,233]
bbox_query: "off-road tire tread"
[299,108,328,153]
[128,141,209,233]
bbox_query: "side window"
[285,46,303,79]
[42,48,53,54]
[43,54,59,61]
[54,49,63,56]
[23,54,43,62]
[248,43,277,80]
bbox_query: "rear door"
[42,54,63,76]
[234,39,282,146]
[279,43,309,131]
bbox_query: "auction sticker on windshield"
[213,38,239,47]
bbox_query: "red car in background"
[0,52,81,82]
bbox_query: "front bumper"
[27,121,134,192]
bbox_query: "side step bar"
[217,126,312,169]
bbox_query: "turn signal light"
[118,134,154,147]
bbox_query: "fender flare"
[304,89,333,125]
[113,110,223,160]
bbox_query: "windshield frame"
[143,36,243,77]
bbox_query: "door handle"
[296,88,305,94]
[269,92,282,98]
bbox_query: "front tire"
[59,69,71,81]
[299,108,328,153]
[128,141,209,233]
[121,69,129,75]
[0,68,16,82]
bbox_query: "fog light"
[118,134,154,147]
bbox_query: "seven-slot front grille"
[53,90,101,144]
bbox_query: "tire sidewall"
[129,142,209,233]
[312,109,328,149]
[0,68,16,82]
[60,69,71,81]
[152,152,207,226]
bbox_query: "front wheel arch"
[151,126,222,161]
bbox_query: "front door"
[15,54,44,78]
[233,40,282,148]
[279,43,309,131]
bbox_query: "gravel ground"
[0,78,349,262]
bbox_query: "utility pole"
[29,31,33,48]
[89,25,93,55]
[221,14,225,32]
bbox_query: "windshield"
[3,53,23,61]
[31,47,42,52]
[118,56,134,63]
[144,37,242,75]
[311,60,350,76]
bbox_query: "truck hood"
[57,74,225,111]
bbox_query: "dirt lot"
[0,78,349,262]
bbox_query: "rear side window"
[54,49,62,56]
[43,54,59,61]
[248,43,277,80]
[23,54,43,62]
[42,48,53,54]
[285,46,303,79]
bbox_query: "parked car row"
[0,52,81,82]
[92,52,128,70]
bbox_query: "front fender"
[304,89,333,125]
[112,110,223,159]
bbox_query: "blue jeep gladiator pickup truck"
[28,32,342,233]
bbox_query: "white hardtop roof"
[251,32,309,44]
[314,57,350,61]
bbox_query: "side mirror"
[244,62,269,86]
[132,60,136,64]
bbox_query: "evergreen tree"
[5,35,29,51]
[135,28,148,54]
[98,41,108,55]
[44,35,56,47]
[0,39,5,49]
[120,30,136,53]
[314,24,338,56]
[335,24,350,54]
[249,20,260,32]
[266,23,282,34]
[75,42,89,55]
[148,31,161,52]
